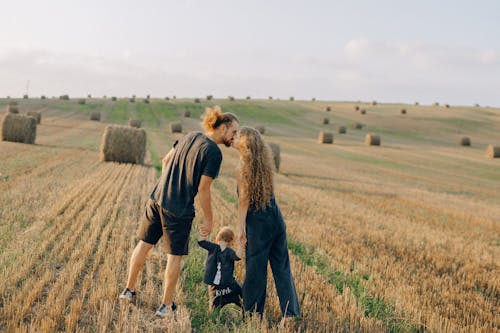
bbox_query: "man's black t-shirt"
[150,132,222,219]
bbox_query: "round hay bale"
[23,94,28,99]
[312,97,316,102]
[87,94,92,98]
[337,126,346,134]
[41,95,46,100]
[351,122,363,130]
[90,111,101,121]
[268,142,281,172]
[103,95,107,99]
[228,96,235,101]
[111,96,117,101]
[433,102,439,107]
[6,105,19,114]
[268,96,273,100]
[165,97,170,101]
[445,104,450,108]
[78,99,86,105]
[146,94,150,99]
[415,102,419,106]
[206,95,213,101]
[401,109,407,114]
[457,136,471,146]
[184,110,191,118]
[325,106,331,112]
[365,133,381,146]
[128,119,141,128]
[100,125,146,164]
[486,145,500,158]
[27,111,41,124]
[170,122,182,133]
[322,118,330,125]
[255,125,265,135]
[372,101,377,106]
[1,113,37,144]
[143,98,150,104]
[360,109,366,115]
[318,131,333,144]
[129,97,135,103]
[60,95,69,100]
[475,103,480,107]
[355,105,360,111]
[194,98,201,103]
[173,95,176,99]
[289,97,294,101]
[246,96,251,100]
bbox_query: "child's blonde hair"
[215,226,235,244]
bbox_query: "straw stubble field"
[0,98,498,332]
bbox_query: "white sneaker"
[155,303,177,318]
[118,288,136,302]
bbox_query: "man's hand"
[200,221,212,239]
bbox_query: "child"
[198,226,242,311]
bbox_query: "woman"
[233,126,300,318]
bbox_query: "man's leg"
[161,254,183,306]
[125,240,153,290]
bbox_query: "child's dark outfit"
[198,240,242,310]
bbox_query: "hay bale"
[23,94,28,99]
[165,97,170,101]
[433,102,439,107]
[78,99,86,105]
[289,97,294,101]
[486,145,500,158]
[365,133,381,146]
[360,109,366,114]
[325,106,331,112]
[268,142,280,172]
[415,102,419,106]
[194,98,201,103]
[111,96,117,101]
[41,95,46,100]
[128,119,141,128]
[206,95,213,101]
[355,105,360,111]
[146,94,150,100]
[184,110,191,118]
[90,111,101,121]
[352,122,363,130]
[100,125,146,164]
[312,97,316,102]
[60,95,69,100]
[6,105,19,114]
[255,125,265,135]
[445,104,450,108]
[87,94,92,98]
[268,96,273,100]
[322,118,329,125]
[228,96,235,101]
[103,95,107,99]
[372,101,377,106]
[170,122,182,133]
[129,97,135,103]
[173,95,176,99]
[1,113,37,144]
[337,126,346,134]
[401,109,407,114]
[143,98,150,104]
[475,103,480,107]
[457,136,471,146]
[318,131,333,144]
[27,111,41,124]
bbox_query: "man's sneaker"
[155,302,177,318]
[118,288,136,302]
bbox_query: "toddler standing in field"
[198,226,243,311]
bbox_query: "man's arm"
[198,175,214,238]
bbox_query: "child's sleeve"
[198,240,217,251]
[230,249,241,261]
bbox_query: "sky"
[1,0,499,106]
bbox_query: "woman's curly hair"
[237,126,274,210]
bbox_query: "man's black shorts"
[137,199,194,255]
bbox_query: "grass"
[287,239,422,332]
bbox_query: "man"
[119,106,239,317]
